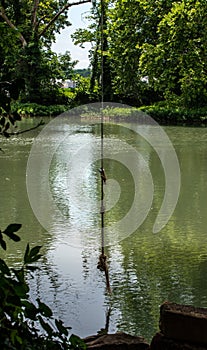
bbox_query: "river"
[0,114,207,342]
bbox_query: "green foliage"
[0,224,86,349]
[73,0,207,109]
[139,103,207,125]
[72,0,113,101]
[74,68,91,77]
[0,224,21,250]
[139,0,207,107]
[73,75,99,104]
[11,102,68,117]
[0,0,82,105]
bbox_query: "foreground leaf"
[69,334,87,350]
[3,223,22,235]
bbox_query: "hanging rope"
[96,0,111,293]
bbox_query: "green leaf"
[38,315,54,337]
[3,223,22,235]
[13,267,24,283]
[24,244,42,264]
[7,294,21,307]
[6,233,21,242]
[25,265,39,272]
[69,334,87,350]
[24,243,30,264]
[29,246,42,262]
[30,245,42,257]
[0,259,11,275]
[55,319,69,336]
[29,254,42,263]
[37,298,53,318]
[0,238,7,250]
[22,300,38,320]
[15,283,29,298]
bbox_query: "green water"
[1,117,207,341]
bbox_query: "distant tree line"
[73,0,207,108]
[0,0,207,113]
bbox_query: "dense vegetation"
[73,0,207,110]
[0,0,206,123]
[0,0,89,110]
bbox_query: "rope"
[100,0,105,256]
[97,0,111,293]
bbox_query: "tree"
[73,0,207,108]
[58,51,78,80]
[73,0,168,105]
[0,0,91,104]
[72,0,113,101]
[139,0,207,107]
[106,0,178,105]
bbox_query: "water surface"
[1,117,207,341]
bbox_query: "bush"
[139,103,207,126]
[11,102,68,117]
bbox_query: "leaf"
[22,300,38,320]
[29,254,42,263]
[0,238,7,250]
[24,243,30,264]
[7,294,21,307]
[55,319,69,336]
[3,223,22,235]
[15,283,29,298]
[38,315,54,337]
[0,258,11,275]
[6,233,21,242]
[30,246,42,258]
[24,244,42,264]
[69,334,87,350]
[37,298,53,318]
[25,265,39,272]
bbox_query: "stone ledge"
[150,332,207,350]
[160,301,207,345]
[84,332,150,349]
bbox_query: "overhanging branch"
[1,120,45,137]
[39,0,91,38]
[0,6,27,47]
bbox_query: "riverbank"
[11,102,207,126]
[84,302,207,349]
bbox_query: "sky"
[52,2,92,69]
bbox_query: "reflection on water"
[1,117,207,341]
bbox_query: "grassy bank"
[11,102,207,126]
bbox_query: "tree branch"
[1,120,45,137]
[32,0,39,30]
[39,0,91,38]
[0,6,27,47]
